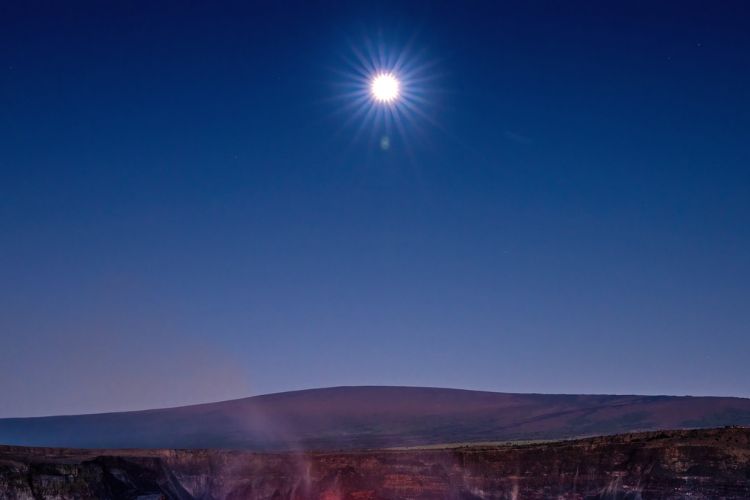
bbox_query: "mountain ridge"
[2,386,749,450]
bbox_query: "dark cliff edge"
[1,427,749,499]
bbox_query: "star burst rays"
[330,33,442,155]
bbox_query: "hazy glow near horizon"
[370,73,400,103]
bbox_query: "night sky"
[1,1,749,417]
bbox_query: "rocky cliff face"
[1,427,748,499]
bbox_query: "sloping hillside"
[1,386,749,450]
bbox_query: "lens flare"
[370,73,400,103]
[331,33,440,155]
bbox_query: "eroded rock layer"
[1,427,748,499]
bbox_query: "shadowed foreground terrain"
[1,427,748,499]
[2,387,750,450]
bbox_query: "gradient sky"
[1,1,749,417]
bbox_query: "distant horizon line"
[3,384,749,420]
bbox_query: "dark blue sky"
[1,1,749,417]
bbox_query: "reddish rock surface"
[1,426,749,499]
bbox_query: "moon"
[370,73,400,103]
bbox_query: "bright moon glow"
[370,73,400,103]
